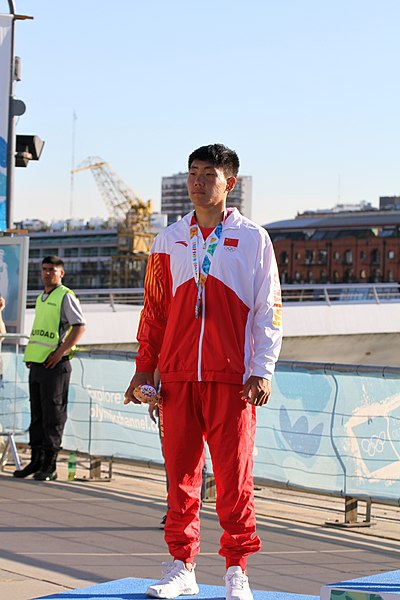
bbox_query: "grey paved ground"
[1,452,400,600]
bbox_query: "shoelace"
[159,562,191,584]
[226,572,248,589]
[159,562,177,582]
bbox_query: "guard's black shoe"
[13,448,43,478]
[34,469,57,481]
[33,449,58,482]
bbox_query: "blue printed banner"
[0,15,13,231]
[2,351,400,502]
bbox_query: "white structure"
[67,303,400,343]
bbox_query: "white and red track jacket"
[135,208,283,385]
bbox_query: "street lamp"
[3,0,34,229]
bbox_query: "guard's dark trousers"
[28,360,72,451]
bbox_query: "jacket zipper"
[197,287,206,381]
[195,218,236,381]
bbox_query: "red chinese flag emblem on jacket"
[224,238,239,247]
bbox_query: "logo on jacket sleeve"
[175,241,188,247]
[223,238,239,251]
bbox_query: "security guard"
[14,256,86,481]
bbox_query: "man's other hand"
[148,401,160,423]
[44,348,65,369]
[241,376,271,406]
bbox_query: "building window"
[64,261,80,273]
[388,250,395,260]
[64,248,79,257]
[360,269,367,280]
[81,247,99,257]
[319,270,328,283]
[294,271,302,282]
[371,249,380,264]
[360,251,366,261]
[344,268,355,283]
[305,250,315,265]
[333,251,340,262]
[318,250,328,264]
[371,268,382,282]
[307,270,314,283]
[295,252,301,260]
[344,250,353,265]
[387,270,394,282]
[29,249,40,258]
[101,247,117,256]
[280,251,289,265]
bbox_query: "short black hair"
[188,144,240,178]
[42,256,64,268]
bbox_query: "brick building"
[265,210,400,284]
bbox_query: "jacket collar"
[184,207,241,230]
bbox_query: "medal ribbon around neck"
[190,219,223,319]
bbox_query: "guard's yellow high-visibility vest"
[24,285,75,363]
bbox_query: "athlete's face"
[187,160,236,211]
[41,263,64,291]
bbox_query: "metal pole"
[5,0,16,230]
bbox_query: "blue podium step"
[35,577,318,600]
[321,569,400,600]
[34,569,400,600]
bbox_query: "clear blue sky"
[3,0,400,226]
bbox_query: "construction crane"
[72,156,155,287]
[72,156,150,220]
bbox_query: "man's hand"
[44,325,85,369]
[242,376,271,406]
[124,371,154,405]
[0,296,5,312]
[44,347,65,369]
[148,401,160,423]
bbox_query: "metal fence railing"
[26,288,145,309]
[26,283,400,308]
[280,283,400,304]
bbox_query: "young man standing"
[125,144,282,600]
[14,256,86,481]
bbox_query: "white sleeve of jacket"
[249,230,283,380]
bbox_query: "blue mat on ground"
[321,569,400,600]
[35,577,318,600]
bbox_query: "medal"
[191,215,224,321]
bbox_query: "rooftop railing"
[25,283,400,308]
[280,282,400,304]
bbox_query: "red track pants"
[159,381,261,569]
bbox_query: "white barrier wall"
[23,301,400,347]
[283,303,400,336]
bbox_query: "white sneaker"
[224,566,254,600]
[146,560,200,598]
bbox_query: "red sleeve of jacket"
[135,251,172,374]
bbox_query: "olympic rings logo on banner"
[361,432,386,457]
